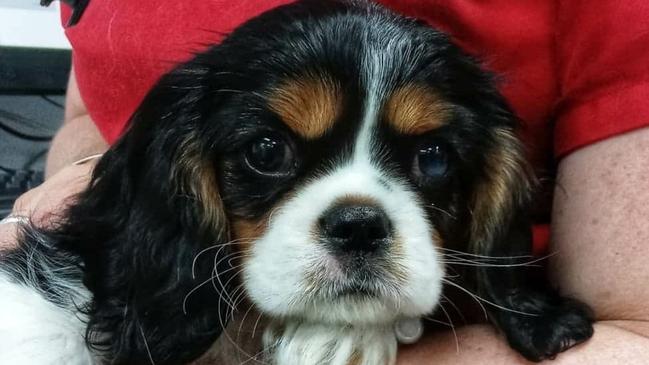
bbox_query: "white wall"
[0,0,70,49]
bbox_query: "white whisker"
[138,323,156,365]
[251,310,265,340]
[439,303,460,354]
[438,247,536,260]
[441,294,466,325]
[426,204,457,220]
[216,290,267,365]
[443,278,537,317]
[237,301,257,341]
[191,238,255,279]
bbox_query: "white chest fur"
[0,275,95,365]
[263,321,398,365]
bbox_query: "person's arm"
[397,127,649,364]
[45,66,108,177]
[550,127,649,324]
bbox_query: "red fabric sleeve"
[553,1,649,158]
[61,0,294,144]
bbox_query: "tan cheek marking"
[228,217,269,271]
[231,193,295,256]
[268,75,342,139]
[431,228,444,248]
[384,84,450,135]
[231,218,268,253]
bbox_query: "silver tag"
[394,317,423,345]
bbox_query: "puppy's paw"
[501,296,594,362]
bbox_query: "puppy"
[0,1,593,364]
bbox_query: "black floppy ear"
[63,60,234,364]
[468,125,593,361]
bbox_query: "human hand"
[0,157,99,250]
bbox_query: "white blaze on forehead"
[354,28,423,165]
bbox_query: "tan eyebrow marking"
[267,75,342,139]
[384,84,451,134]
[231,218,266,252]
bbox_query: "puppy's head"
[76,1,531,363]
[213,1,531,325]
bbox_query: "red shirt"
[61,1,649,254]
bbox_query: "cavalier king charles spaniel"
[0,1,593,364]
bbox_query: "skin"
[45,68,109,178]
[2,71,649,363]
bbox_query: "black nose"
[320,204,392,253]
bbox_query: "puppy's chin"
[243,233,443,326]
[289,295,433,325]
[298,254,443,325]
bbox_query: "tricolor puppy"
[0,1,593,364]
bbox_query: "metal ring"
[394,317,424,345]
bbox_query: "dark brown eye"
[244,134,294,176]
[414,142,449,179]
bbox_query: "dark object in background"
[0,168,45,218]
[0,94,61,218]
[0,48,70,94]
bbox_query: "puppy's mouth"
[333,281,381,299]
[311,249,400,300]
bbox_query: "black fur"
[4,0,593,363]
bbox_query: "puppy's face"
[182,1,527,326]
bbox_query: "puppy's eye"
[414,142,449,179]
[244,134,294,176]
